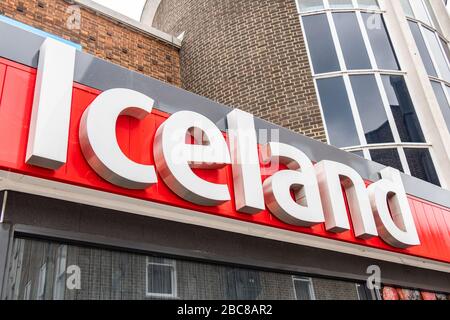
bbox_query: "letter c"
[79,88,157,189]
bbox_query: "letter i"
[26,38,76,169]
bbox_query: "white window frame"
[296,0,445,185]
[292,276,316,300]
[145,257,178,299]
[37,263,47,300]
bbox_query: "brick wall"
[152,0,326,141]
[0,0,181,86]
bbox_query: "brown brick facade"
[152,0,326,141]
[0,0,181,86]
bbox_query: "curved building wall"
[150,0,326,141]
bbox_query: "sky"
[91,0,450,21]
[92,0,147,21]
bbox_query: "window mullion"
[374,73,403,144]
[436,36,450,71]
[326,11,347,71]
[363,148,372,160]
[419,24,444,80]
[312,79,332,145]
[343,74,368,146]
[397,147,411,175]
[426,147,448,189]
[355,10,379,70]
[442,81,450,107]
[408,0,419,19]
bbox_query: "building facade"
[0,0,448,301]
[148,0,450,189]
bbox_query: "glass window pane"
[408,21,438,77]
[440,37,450,66]
[357,0,379,9]
[411,0,432,25]
[350,75,394,144]
[317,77,360,148]
[294,279,313,300]
[400,0,415,17]
[404,148,441,186]
[431,81,450,132]
[147,264,173,295]
[302,14,340,74]
[423,0,441,32]
[423,28,450,82]
[382,75,425,143]
[298,0,324,12]
[370,149,404,172]
[362,13,400,70]
[329,0,353,9]
[333,13,371,70]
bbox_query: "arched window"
[296,0,442,186]
[402,0,450,137]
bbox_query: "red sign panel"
[0,57,449,264]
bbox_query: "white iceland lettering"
[79,88,158,189]
[262,142,325,227]
[153,111,231,206]
[24,38,422,249]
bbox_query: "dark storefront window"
[356,283,381,300]
[2,238,301,300]
[3,237,448,300]
[293,277,315,300]
[146,257,177,298]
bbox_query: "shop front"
[0,19,449,300]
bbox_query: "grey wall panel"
[4,192,450,293]
[0,20,449,207]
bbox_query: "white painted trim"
[342,142,433,152]
[72,0,181,48]
[0,169,448,273]
[141,0,162,26]
[313,69,407,79]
